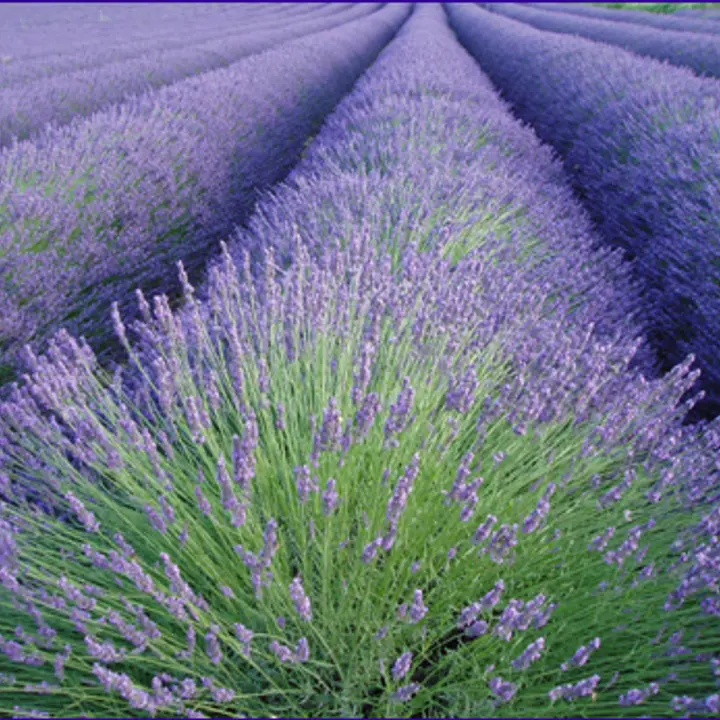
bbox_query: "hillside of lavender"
[0,3,719,719]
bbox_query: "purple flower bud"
[295,465,319,504]
[512,637,545,670]
[65,492,99,533]
[323,478,340,516]
[205,624,222,666]
[234,623,254,658]
[270,640,295,664]
[465,620,489,638]
[489,676,517,704]
[295,637,310,663]
[561,637,601,672]
[289,575,312,622]
[392,651,413,681]
[409,589,428,623]
[391,683,421,703]
[473,515,497,546]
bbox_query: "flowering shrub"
[491,2,720,79]
[446,2,720,419]
[0,2,408,373]
[0,3,718,718]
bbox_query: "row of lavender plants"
[0,3,308,87]
[0,3,380,147]
[0,2,279,63]
[1,3,718,717]
[489,3,720,80]
[531,2,720,35]
[447,2,720,420]
[0,2,408,384]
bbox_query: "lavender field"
[0,3,719,719]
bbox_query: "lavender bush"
[490,3,720,80]
[531,2,720,35]
[0,2,408,380]
[0,3,381,147]
[446,2,720,420]
[0,4,718,718]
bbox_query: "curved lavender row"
[0,3,379,147]
[0,2,287,63]
[490,3,720,80]
[0,4,338,90]
[674,9,720,21]
[225,5,645,359]
[0,3,408,376]
[530,1,720,36]
[1,5,718,717]
[446,3,720,419]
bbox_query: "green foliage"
[593,2,720,14]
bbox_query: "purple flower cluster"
[269,637,310,665]
[549,674,601,703]
[446,2,720,418]
[235,518,279,599]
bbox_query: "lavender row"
[489,3,720,80]
[0,2,281,63]
[225,7,644,357]
[446,3,720,419]
[1,4,718,717]
[0,3,408,378]
[0,4,337,90]
[529,1,720,36]
[0,3,379,147]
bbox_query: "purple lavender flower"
[409,589,428,623]
[289,575,312,622]
[392,651,413,681]
[391,683,421,703]
[295,637,310,663]
[322,478,340,516]
[619,682,660,706]
[294,465,319,504]
[512,637,546,670]
[234,623,254,658]
[549,674,601,702]
[384,377,415,447]
[489,676,517,704]
[64,492,99,533]
[561,637,601,672]
[269,640,296,664]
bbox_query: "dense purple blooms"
[0,2,410,371]
[0,4,381,147]
[532,2,720,36]
[446,2,720,417]
[0,3,718,718]
[491,3,720,79]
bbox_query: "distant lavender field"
[0,4,718,719]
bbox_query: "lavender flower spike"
[289,575,313,622]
